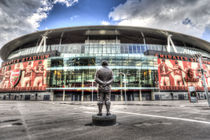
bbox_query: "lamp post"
[119,72,129,104]
[193,54,210,107]
[87,80,95,102]
[139,69,142,101]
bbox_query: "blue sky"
[202,27,210,42]
[38,0,126,30]
[36,0,210,43]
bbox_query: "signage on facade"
[154,51,210,92]
[0,51,57,92]
[2,51,59,67]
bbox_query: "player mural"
[0,59,47,92]
[207,65,210,87]
[158,57,210,91]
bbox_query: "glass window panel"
[120,45,124,53]
[81,45,85,53]
[90,46,93,54]
[107,45,111,54]
[94,45,98,54]
[125,46,129,53]
[137,46,141,53]
[133,45,137,53]
[141,45,145,52]
[98,45,102,54]
[67,45,70,52]
[129,45,133,53]
[103,46,106,54]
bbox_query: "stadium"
[0,25,209,101]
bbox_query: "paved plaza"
[0,100,210,140]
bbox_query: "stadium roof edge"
[0,25,209,61]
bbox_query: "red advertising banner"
[0,59,47,92]
[158,58,210,91]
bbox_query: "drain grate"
[12,122,23,126]
[85,123,93,126]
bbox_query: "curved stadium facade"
[0,26,209,101]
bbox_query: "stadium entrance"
[53,90,153,101]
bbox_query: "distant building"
[0,26,209,101]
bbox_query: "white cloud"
[109,0,210,40]
[28,0,78,31]
[54,0,78,7]
[0,0,78,48]
[101,20,110,25]
[27,0,53,30]
[0,0,78,66]
[70,15,78,20]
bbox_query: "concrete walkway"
[57,100,209,108]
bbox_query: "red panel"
[158,58,210,91]
[0,59,47,92]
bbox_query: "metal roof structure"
[0,25,209,60]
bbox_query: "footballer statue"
[92,60,116,126]
[95,60,113,116]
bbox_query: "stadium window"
[107,45,110,54]
[151,45,154,50]
[120,45,124,53]
[154,45,159,51]
[141,45,145,52]
[133,45,137,53]
[51,59,63,67]
[149,45,152,50]
[129,45,133,53]
[102,45,106,54]
[124,45,129,53]
[51,45,55,51]
[81,45,85,53]
[94,46,98,54]
[137,46,141,53]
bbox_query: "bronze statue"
[95,60,113,116]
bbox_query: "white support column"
[50,90,54,101]
[63,90,65,101]
[167,35,177,53]
[59,32,64,46]
[167,35,171,52]
[141,32,146,45]
[139,90,142,101]
[81,71,84,102]
[36,39,44,53]
[36,32,49,53]
[42,35,47,52]
[169,36,177,53]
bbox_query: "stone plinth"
[92,114,117,126]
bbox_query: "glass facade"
[47,55,158,90]
[8,43,209,60]
[44,41,159,92]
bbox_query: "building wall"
[0,43,209,101]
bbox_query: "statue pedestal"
[92,114,117,126]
